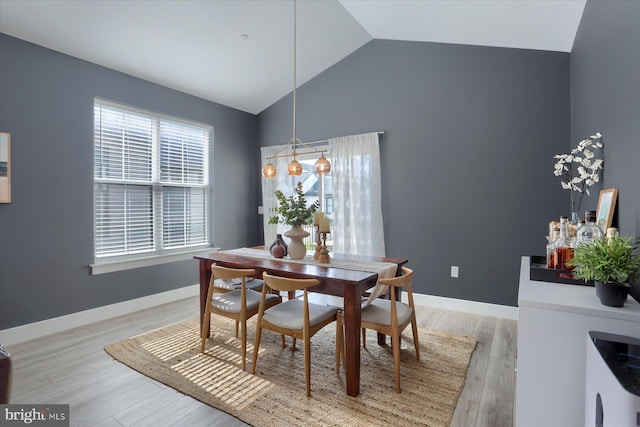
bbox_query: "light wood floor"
[5,296,517,427]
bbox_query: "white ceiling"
[0,0,586,115]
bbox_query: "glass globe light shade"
[262,162,277,178]
[287,159,303,176]
[314,155,331,174]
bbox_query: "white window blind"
[94,100,210,261]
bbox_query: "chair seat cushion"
[263,299,337,329]
[213,277,263,291]
[211,289,279,313]
[361,298,413,326]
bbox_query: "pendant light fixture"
[261,0,331,179]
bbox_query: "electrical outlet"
[258,206,264,214]
[451,266,459,278]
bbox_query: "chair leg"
[304,334,311,397]
[362,328,367,348]
[251,324,263,375]
[335,313,343,373]
[411,315,420,361]
[200,311,211,353]
[281,334,286,348]
[292,337,297,351]
[241,318,247,371]
[235,320,239,338]
[392,331,402,393]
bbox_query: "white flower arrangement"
[553,132,603,215]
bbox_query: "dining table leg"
[343,286,361,397]
[199,259,213,338]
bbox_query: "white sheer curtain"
[329,132,386,257]
[261,145,297,246]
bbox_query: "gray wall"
[0,34,260,329]
[4,0,635,328]
[259,40,570,306]
[570,0,640,237]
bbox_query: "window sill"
[91,247,220,275]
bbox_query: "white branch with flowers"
[553,132,603,215]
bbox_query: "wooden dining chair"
[209,271,265,338]
[252,272,339,397]
[337,266,420,393]
[201,265,281,371]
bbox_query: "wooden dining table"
[194,248,407,397]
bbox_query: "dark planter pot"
[594,281,629,307]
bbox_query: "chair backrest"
[211,264,255,282]
[262,272,319,293]
[378,267,414,322]
[378,266,413,292]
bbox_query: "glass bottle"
[546,237,555,269]
[554,216,574,270]
[606,227,619,241]
[576,211,603,245]
[546,222,560,269]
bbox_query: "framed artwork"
[0,132,10,203]
[596,188,618,231]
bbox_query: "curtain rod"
[301,131,385,147]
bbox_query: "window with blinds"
[93,100,210,261]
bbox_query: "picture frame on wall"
[596,188,618,231]
[0,132,10,203]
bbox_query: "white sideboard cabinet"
[516,256,640,427]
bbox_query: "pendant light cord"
[292,0,297,156]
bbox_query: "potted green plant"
[269,182,319,259]
[569,235,640,307]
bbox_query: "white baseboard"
[409,292,519,320]
[0,286,517,347]
[0,284,199,347]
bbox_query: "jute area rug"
[105,316,477,427]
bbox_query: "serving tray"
[529,255,594,286]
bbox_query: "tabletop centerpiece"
[269,182,319,259]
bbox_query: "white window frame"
[91,99,213,274]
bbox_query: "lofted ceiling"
[0,0,586,114]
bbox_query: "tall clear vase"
[569,211,579,243]
[570,211,579,225]
[569,190,579,227]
